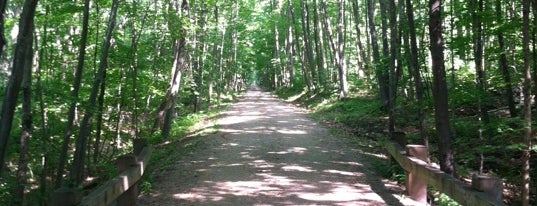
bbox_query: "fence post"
[116,155,138,206]
[133,138,148,156]
[406,144,429,205]
[50,187,81,206]
[471,174,503,202]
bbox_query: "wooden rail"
[384,140,505,206]
[51,139,152,206]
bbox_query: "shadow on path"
[138,89,413,206]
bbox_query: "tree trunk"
[521,0,532,205]
[367,0,389,109]
[71,0,120,185]
[313,0,326,88]
[429,0,454,175]
[351,0,369,77]
[36,8,51,201]
[336,0,348,99]
[0,0,38,175]
[13,21,34,205]
[286,0,295,87]
[470,0,488,174]
[300,0,316,91]
[387,0,398,133]
[56,0,91,187]
[194,5,207,112]
[495,0,516,117]
[0,0,7,60]
[405,0,427,147]
[155,0,189,139]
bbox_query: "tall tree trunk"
[300,0,316,91]
[0,0,7,60]
[367,0,389,109]
[313,0,326,88]
[521,0,532,205]
[429,0,454,175]
[155,0,189,139]
[209,5,219,104]
[470,0,488,174]
[387,0,398,133]
[336,0,348,99]
[194,5,207,112]
[71,0,120,185]
[56,0,91,187]
[36,8,50,201]
[286,0,295,87]
[406,0,427,147]
[0,0,38,175]
[351,0,369,77]
[13,22,34,205]
[495,0,516,117]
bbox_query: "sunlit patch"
[173,192,207,201]
[296,182,381,202]
[331,161,363,166]
[277,129,307,134]
[219,115,263,125]
[323,169,363,176]
[222,143,239,146]
[250,159,275,168]
[268,147,308,155]
[214,181,281,196]
[281,165,315,172]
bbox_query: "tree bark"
[71,0,120,185]
[0,0,7,60]
[405,0,427,147]
[313,0,326,88]
[0,0,38,175]
[56,0,91,187]
[14,20,34,205]
[300,0,316,91]
[495,0,516,117]
[155,0,189,139]
[351,0,369,77]
[429,0,454,175]
[286,0,295,87]
[336,0,348,99]
[367,0,389,109]
[521,0,532,205]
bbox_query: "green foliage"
[433,192,462,206]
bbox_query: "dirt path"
[138,88,415,206]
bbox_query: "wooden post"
[116,155,138,206]
[406,144,429,205]
[50,187,82,206]
[391,131,407,147]
[472,174,503,202]
[133,138,148,156]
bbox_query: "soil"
[138,87,418,206]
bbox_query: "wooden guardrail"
[384,139,505,206]
[51,139,152,206]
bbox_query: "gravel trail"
[138,88,415,206]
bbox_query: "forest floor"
[137,87,419,206]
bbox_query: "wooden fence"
[51,139,152,206]
[384,139,505,206]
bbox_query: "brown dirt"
[138,89,418,206]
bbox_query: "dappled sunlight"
[281,165,315,172]
[268,147,308,155]
[139,90,410,206]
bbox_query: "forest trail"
[138,87,415,206]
